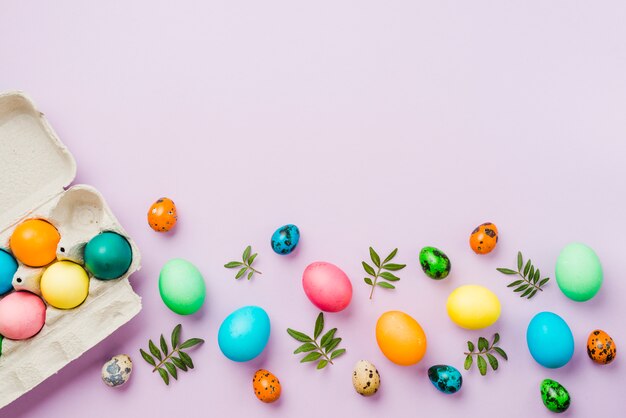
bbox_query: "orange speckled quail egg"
[252,369,281,403]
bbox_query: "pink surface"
[1,1,625,417]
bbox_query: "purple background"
[2,1,625,417]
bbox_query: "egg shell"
[352,360,380,396]
[147,197,178,233]
[469,222,498,254]
[218,306,270,362]
[428,365,462,394]
[159,258,206,315]
[0,250,18,295]
[587,329,616,365]
[540,379,570,413]
[419,246,451,280]
[271,224,300,255]
[9,219,60,267]
[83,232,133,280]
[252,369,281,403]
[446,285,501,329]
[101,354,133,388]
[527,312,574,369]
[0,291,46,340]
[302,262,352,312]
[555,242,603,302]
[40,261,90,309]
[376,311,427,366]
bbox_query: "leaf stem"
[152,347,182,372]
[312,339,334,365]
[247,265,262,275]
[515,270,543,291]
[368,265,383,300]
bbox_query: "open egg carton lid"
[0,91,142,409]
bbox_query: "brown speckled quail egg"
[101,354,133,387]
[352,360,380,396]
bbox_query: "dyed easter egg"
[10,219,60,267]
[159,259,206,315]
[419,246,451,279]
[352,360,380,396]
[302,262,352,312]
[446,285,501,329]
[218,306,270,362]
[428,365,463,394]
[555,243,603,302]
[101,354,133,388]
[469,222,498,254]
[41,261,90,309]
[84,232,133,280]
[0,250,18,295]
[147,197,178,232]
[540,379,570,413]
[252,369,281,403]
[587,329,616,365]
[376,311,427,366]
[527,312,574,369]
[271,224,300,255]
[0,291,46,340]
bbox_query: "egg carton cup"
[0,92,142,409]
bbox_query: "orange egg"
[469,222,498,254]
[587,329,617,365]
[10,219,60,267]
[147,197,178,232]
[376,311,427,366]
[252,369,281,403]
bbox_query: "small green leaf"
[224,261,243,268]
[160,334,168,355]
[171,356,188,371]
[325,337,342,353]
[330,348,346,359]
[320,328,337,348]
[158,367,170,385]
[247,270,254,280]
[521,287,533,298]
[179,351,194,369]
[379,272,400,282]
[477,355,487,375]
[180,338,204,349]
[287,328,312,342]
[314,312,324,339]
[300,352,322,363]
[464,354,473,370]
[377,281,395,289]
[493,347,508,360]
[528,265,535,283]
[382,263,406,271]
[492,333,500,345]
[362,262,376,276]
[165,362,178,379]
[294,342,317,354]
[517,252,523,271]
[140,349,156,366]
[467,341,475,352]
[507,280,524,287]
[538,278,550,287]
[235,267,247,279]
[317,360,328,369]
[149,340,162,360]
[486,353,499,370]
[243,245,251,261]
[514,284,529,292]
[523,260,531,277]
[496,268,518,275]
[383,248,398,264]
[528,288,538,299]
[171,324,181,348]
[478,337,489,352]
[364,277,373,285]
[248,253,257,265]
[533,269,540,284]
[369,247,381,267]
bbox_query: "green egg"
[555,243,603,302]
[159,258,206,315]
[540,379,570,413]
[419,246,451,280]
[84,232,133,280]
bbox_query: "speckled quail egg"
[101,354,133,387]
[352,360,380,396]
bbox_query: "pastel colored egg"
[40,261,90,309]
[218,306,270,362]
[0,291,46,340]
[84,232,133,280]
[271,224,300,255]
[419,246,451,280]
[159,258,206,315]
[376,311,427,366]
[101,354,133,388]
[0,249,18,295]
[10,219,60,267]
[587,329,616,365]
[352,360,380,396]
[555,242,603,302]
[446,285,501,329]
[147,197,178,233]
[527,312,574,369]
[252,369,281,403]
[540,379,570,413]
[428,365,463,394]
[469,222,498,254]
[302,262,352,312]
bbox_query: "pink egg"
[302,262,352,312]
[0,291,46,340]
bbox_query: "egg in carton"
[0,92,142,409]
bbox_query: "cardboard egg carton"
[0,92,142,409]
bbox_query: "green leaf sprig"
[139,324,204,385]
[496,251,550,299]
[224,245,262,280]
[363,247,406,299]
[464,333,508,376]
[287,312,346,370]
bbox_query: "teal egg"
[84,232,133,280]
[527,312,574,368]
[271,224,300,255]
[0,250,18,295]
[419,247,451,279]
[427,365,462,394]
[159,259,206,315]
[555,242,603,302]
[218,306,270,362]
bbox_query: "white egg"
[101,354,133,387]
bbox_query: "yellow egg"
[446,284,500,329]
[41,261,90,309]
[376,311,427,366]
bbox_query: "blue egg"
[0,249,18,295]
[271,224,300,255]
[527,312,574,368]
[428,365,463,394]
[218,306,271,362]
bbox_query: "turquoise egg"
[555,242,603,302]
[527,312,574,368]
[428,365,462,394]
[84,232,133,280]
[271,224,300,255]
[0,249,18,295]
[218,306,270,362]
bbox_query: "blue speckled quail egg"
[101,354,133,387]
